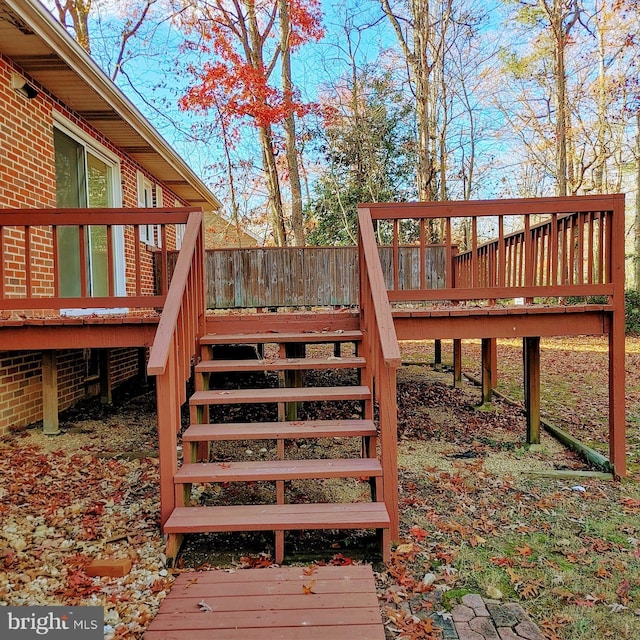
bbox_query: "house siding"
[0,53,186,434]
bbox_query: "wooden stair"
[163,320,391,564]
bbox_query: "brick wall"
[0,53,190,434]
[110,348,143,388]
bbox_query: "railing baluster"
[524,215,532,289]
[498,216,505,288]
[578,212,585,285]
[392,219,399,291]
[517,232,524,287]
[419,218,426,290]
[569,215,576,285]
[107,225,115,297]
[472,217,478,288]
[598,211,605,284]
[160,238,169,297]
[134,225,142,297]
[560,218,568,285]
[603,211,610,284]
[445,218,453,289]
[78,225,88,297]
[52,225,59,299]
[25,226,32,298]
[0,226,4,299]
[587,211,595,284]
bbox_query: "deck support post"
[99,349,112,405]
[523,337,541,444]
[284,343,305,421]
[42,350,60,435]
[434,339,442,366]
[137,347,148,386]
[453,339,462,387]
[609,312,626,477]
[481,338,496,403]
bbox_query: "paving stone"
[469,616,501,640]
[501,603,528,624]
[515,620,545,640]
[497,628,520,640]
[462,594,486,610]
[454,622,484,640]
[451,605,475,623]
[486,603,519,627]
[462,594,491,617]
[432,612,458,639]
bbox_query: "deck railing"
[0,207,199,311]
[357,207,402,541]
[361,195,625,305]
[147,211,206,526]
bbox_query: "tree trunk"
[554,27,568,196]
[279,0,305,246]
[635,112,640,289]
[54,0,91,52]
[593,18,607,194]
[414,2,437,241]
[259,125,287,246]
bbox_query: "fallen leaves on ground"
[0,444,167,638]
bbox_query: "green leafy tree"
[306,64,415,245]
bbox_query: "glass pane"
[87,153,111,296]
[87,153,111,208]
[88,226,108,296]
[54,129,86,207]
[54,129,85,297]
[57,226,81,297]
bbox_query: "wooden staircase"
[163,318,391,564]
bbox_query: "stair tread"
[195,356,366,373]
[175,457,382,483]
[164,502,390,533]
[190,386,370,405]
[183,419,376,441]
[200,330,363,345]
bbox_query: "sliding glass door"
[54,127,121,300]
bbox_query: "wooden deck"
[0,314,160,350]
[144,565,386,640]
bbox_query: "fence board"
[171,246,445,309]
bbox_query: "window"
[53,117,125,299]
[136,171,154,244]
[175,199,186,249]
[136,173,164,247]
[155,186,163,248]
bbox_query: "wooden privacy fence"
[164,245,448,309]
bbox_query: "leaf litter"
[0,337,639,639]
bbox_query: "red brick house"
[0,0,221,434]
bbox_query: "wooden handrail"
[357,206,401,544]
[146,210,205,527]
[148,211,204,375]
[362,194,622,218]
[358,209,401,368]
